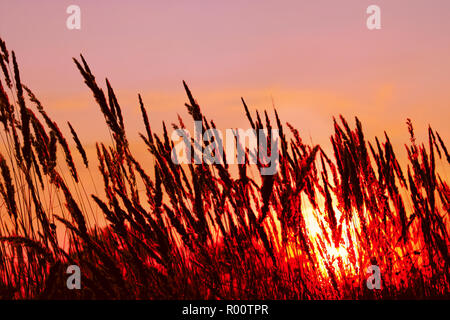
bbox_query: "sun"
[297,205,360,279]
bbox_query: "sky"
[0,0,449,170]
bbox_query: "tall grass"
[0,38,449,299]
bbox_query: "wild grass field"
[0,38,449,299]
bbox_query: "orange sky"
[1,0,449,171]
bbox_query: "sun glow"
[284,204,362,279]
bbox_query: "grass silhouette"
[0,39,449,299]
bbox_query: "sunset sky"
[1,0,449,167]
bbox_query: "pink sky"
[1,0,449,166]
